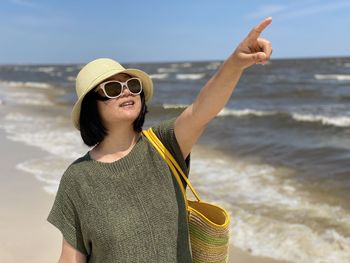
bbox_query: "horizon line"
[0,55,349,66]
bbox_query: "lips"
[119,100,135,107]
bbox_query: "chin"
[117,106,141,122]
[102,100,142,125]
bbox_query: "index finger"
[247,17,272,40]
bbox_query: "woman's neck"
[90,126,140,162]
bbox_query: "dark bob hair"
[79,89,148,147]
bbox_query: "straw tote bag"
[142,128,230,263]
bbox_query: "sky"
[0,0,349,64]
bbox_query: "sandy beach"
[0,125,291,263]
[0,129,62,262]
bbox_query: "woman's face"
[95,73,142,128]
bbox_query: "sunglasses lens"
[104,82,122,97]
[101,78,142,98]
[127,78,142,94]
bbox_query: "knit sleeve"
[152,118,191,187]
[47,172,88,256]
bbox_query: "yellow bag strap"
[142,128,202,206]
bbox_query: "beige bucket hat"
[71,58,153,130]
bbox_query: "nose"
[120,84,131,97]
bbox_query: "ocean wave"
[11,66,56,73]
[344,63,350,68]
[34,66,56,73]
[190,149,350,263]
[218,108,276,117]
[181,62,192,68]
[219,108,350,128]
[314,74,350,81]
[2,112,87,159]
[162,103,188,109]
[176,73,205,80]
[161,106,350,128]
[206,62,221,70]
[160,105,274,119]
[6,91,54,106]
[0,111,88,194]
[233,209,350,263]
[48,71,63,77]
[168,62,192,68]
[0,80,52,89]
[0,81,57,106]
[16,156,71,194]
[292,113,350,127]
[150,73,168,79]
[66,76,76,82]
[65,67,77,72]
[157,67,179,73]
[170,62,192,68]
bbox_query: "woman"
[47,17,272,262]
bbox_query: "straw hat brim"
[71,68,153,130]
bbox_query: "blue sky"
[0,0,349,64]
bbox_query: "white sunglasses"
[95,77,143,100]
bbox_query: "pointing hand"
[231,17,273,69]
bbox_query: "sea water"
[0,57,350,262]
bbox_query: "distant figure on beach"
[47,17,272,262]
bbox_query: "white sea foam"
[181,62,192,68]
[314,74,350,81]
[11,66,56,73]
[0,112,89,195]
[233,210,350,263]
[16,156,71,194]
[190,156,295,206]
[48,71,63,77]
[162,103,188,109]
[157,67,179,73]
[162,105,350,128]
[66,76,76,81]
[190,149,350,263]
[0,81,56,106]
[169,62,192,68]
[163,105,350,129]
[65,67,76,72]
[3,113,86,158]
[4,91,54,106]
[217,108,350,128]
[1,80,52,89]
[292,113,350,127]
[176,73,205,80]
[150,73,168,79]
[218,108,276,117]
[34,66,55,73]
[206,62,221,70]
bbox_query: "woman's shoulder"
[59,153,91,187]
[150,118,176,139]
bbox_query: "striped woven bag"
[143,128,230,263]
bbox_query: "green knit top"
[47,119,192,262]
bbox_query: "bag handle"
[142,128,202,205]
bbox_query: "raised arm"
[175,17,273,158]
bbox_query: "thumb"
[237,52,267,69]
[251,52,266,63]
